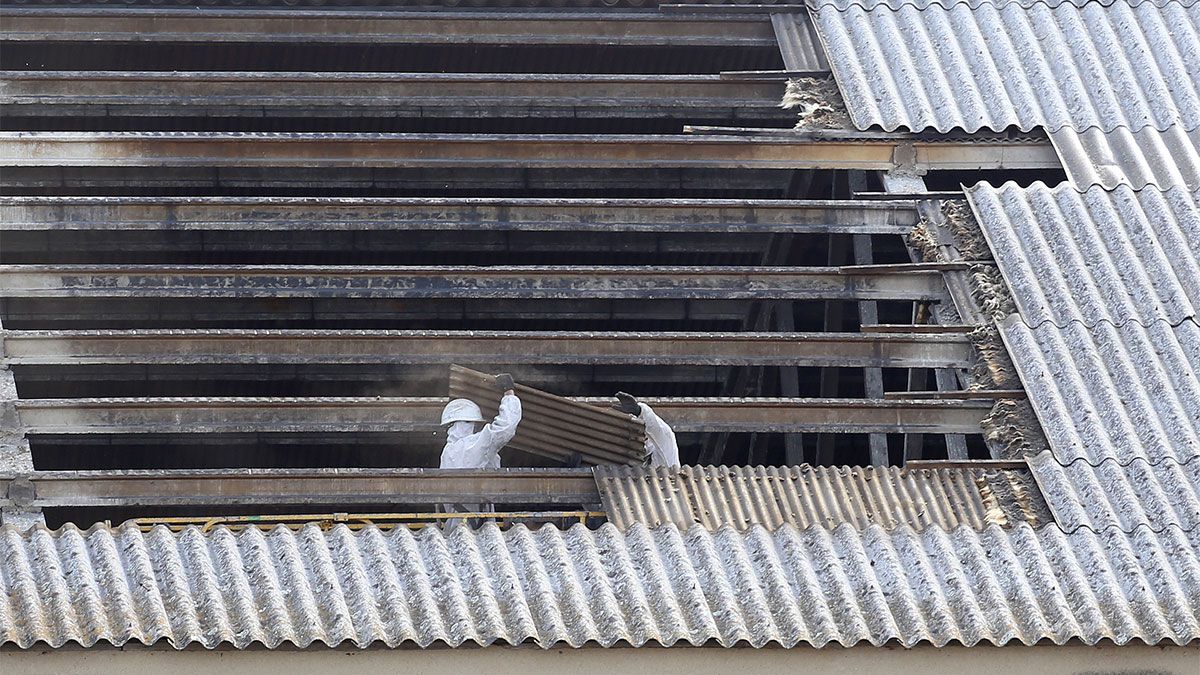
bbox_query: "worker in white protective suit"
[438,373,521,522]
[614,391,680,468]
[439,373,521,470]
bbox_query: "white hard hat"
[441,398,485,426]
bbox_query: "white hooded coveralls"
[439,393,522,469]
[638,402,680,468]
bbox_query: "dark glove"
[614,391,641,416]
[495,373,515,392]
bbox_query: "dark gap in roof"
[924,168,1068,191]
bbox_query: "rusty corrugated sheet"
[448,364,645,466]
[595,464,1049,531]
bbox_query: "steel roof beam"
[0,197,919,234]
[14,397,991,435]
[0,265,949,301]
[0,72,790,120]
[0,132,1061,171]
[0,9,778,47]
[1,329,975,369]
[0,468,601,507]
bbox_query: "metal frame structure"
[0,2,1045,526]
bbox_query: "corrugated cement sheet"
[966,182,1200,328]
[809,0,1200,132]
[1051,125,1200,192]
[595,464,1049,531]
[2,521,1198,649]
[770,13,829,72]
[1001,315,1200,465]
[1028,451,1200,533]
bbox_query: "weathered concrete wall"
[3,643,1197,675]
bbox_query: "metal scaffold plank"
[0,329,975,368]
[0,8,778,47]
[13,397,992,435]
[0,265,950,301]
[0,468,602,507]
[0,132,1061,171]
[0,72,790,120]
[0,197,919,234]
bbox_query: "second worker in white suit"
[614,391,680,469]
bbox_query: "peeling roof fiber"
[1027,452,1200,533]
[810,0,1200,133]
[2,521,1199,650]
[595,464,1049,532]
[1001,316,1200,465]
[966,182,1200,328]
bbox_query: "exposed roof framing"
[0,8,779,47]
[0,132,1061,171]
[0,330,976,369]
[12,397,992,435]
[0,71,792,121]
[0,197,921,234]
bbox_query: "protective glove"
[614,391,641,416]
[494,373,515,392]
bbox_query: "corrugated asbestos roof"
[770,13,829,72]
[1027,452,1200,533]
[2,521,1198,650]
[1051,125,1200,191]
[809,0,1200,133]
[966,182,1200,328]
[1000,315,1200,465]
[595,464,1049,532]
[969,181,1200,539]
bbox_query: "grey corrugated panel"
[2,520,1198,649]
[1051,125,1200,191]
[810,0,1184,9]
[810,1,1200,132]
[1028,452,1200,533]
[595,464,1049,531]
[769,12,830,72]
[1000,316,1200,465]
[966,182,1200,328]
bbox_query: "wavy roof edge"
[1027,451,1200,534]
[962,179,1200,196]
